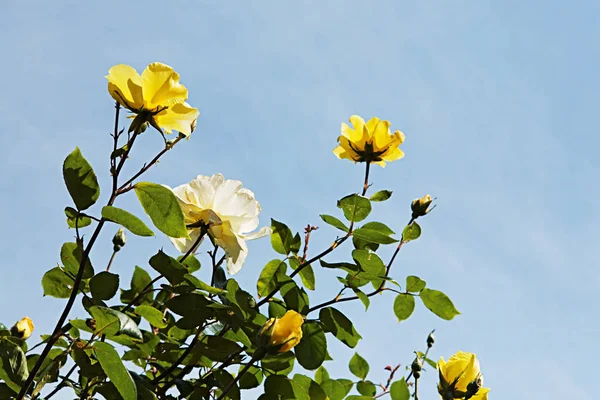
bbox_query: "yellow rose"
[333,115,405,167]
[411,194,434,218]
[258,310,304,353]
[10,317,34,340]
[106,62,199,136]
[437,351,490,400]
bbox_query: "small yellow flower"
[106,62,199,136]
[258,310,304,353]
[437,351,490,400]
[10,317,34,340]
[333,115,405,167]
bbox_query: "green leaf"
[89,306,143,340]
[319,260,360,273]
[290,233,302,254]
[90,271,119,301]
[61,242,94,279]
[356,380,376,396]
[320,379,345,400]
[393,294,415,322]
[351,288,370,311]
[238,366,263,389]
[271,219,294,255]
[320,215,349,232]
[214,370,240,400]
[183,274,224,295]
[295,321,327,370]
[262,352,295,374]
[179,255,201,273]
[121,266,153,305]
[314,366,330,384]
[369,190,393,202]
[420,289,460,320]
[319,307,361,348]
[402,222,421,242]
[293,374,327,400]
[257,259,286,297]
[337,194,371,222]
[0,339,28,393]
[281,280,310,315]
[134,182,188,238]
[361,221,395,235]
[337,378,354,397]
[406,276,426,292]
[93,342,137,400]
[264,375,309,400]
[101,206,155,237]
[149,250,187,285]
[135,305,167,328]
[64,207,92,229]
[349,352,369,380]
[289,258,315,291]
[351,249,386,289]
[193,336,242,362]
[42,267,73,298]
[389,378,410,400]
[352,227,399,244]
[63,147,100,211]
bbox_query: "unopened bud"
[112,228,126,252]
[466,375,483,399]
[411,194,434,218]
[411,359,423,374]
[10,317,34,340]
[427,331,435,348]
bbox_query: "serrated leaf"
[320,214,349,232]
[349,352,369,380]
[93,342,137,400]
[295,322,327,370]
[319,307,361,348]
[149,250,186,285]
[257,259,286,297]
[134,182,188,238]
[89,306,143,340]
[406,276,426,292]
[337,194,371,222]
[402,222,421,242]
[390,378,410,400]
[135,305,167,328]
[61,242,94,279]
[42,267,73,298]
[271,219,294,255]
[393,294,415,322]
[101,206,154,236]
[420,289,460,320]
[90,271,119,301]
[369,190,393,202]
[63,147,100,211]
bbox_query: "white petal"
[225,237,248,275]
[169,228,204,254]
[241,226,272,241]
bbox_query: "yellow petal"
[333,136,361,162]
[381,146,405,162]
[154,102,200,136]
[472,387,490,400]
[371,119,392,152]
[141,62,188,109]
[106,64,144,109]
[271,310,304,351]
[348,115,371,143]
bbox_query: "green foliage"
[289,257,315,291]
[319,307,361,348]
[61,241,94,279]
[337,194,372,222]
[149,250,187,285]
[402,221,421,242]
[64,206,92,229]
[420,288,461,320]
[90,271,119,301]
[369,190,393,202]
[102,206,155,236]
[63,147,100,211]
[257,259,286,297]
[295,321,327,370]
[348,352,369,380]
[89,306,143,340]
[0,339,28,393]
[93,342,137,400]
[390,378,410,400]
[394,294,416,322]
[270,219,300,255]
[41,266,73,298]
[320,214,349,232]
[134,182,188,238]
[406,275,426,292]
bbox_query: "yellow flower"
[10,317,34,340]
[258,310,304,353]
[437,351,490,400]
[333,115,405,167]
[106,62,199,136]
[411,194,434,218]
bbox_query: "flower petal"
[211,221,248,275]
[155,102,199,136]
[141,62,188,109]
[106,64,144,109]
[170,228,205,254]
[242,226,272,241]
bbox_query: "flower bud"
[411,358,423,378]
[411,194,434,218]
[427,331,435,348]
[10,317,34,340]
[112,228,127,252]
[257,310,304,354]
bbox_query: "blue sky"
[3,1,599,399]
